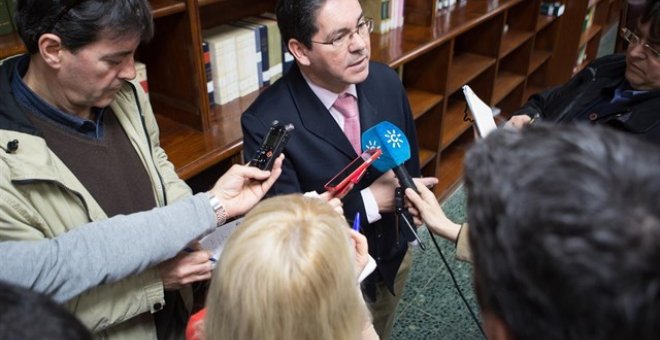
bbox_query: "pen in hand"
[528,113,541,125]
[184,247,217,263]
[352,212,360,232]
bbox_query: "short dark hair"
[14,0,154,54]
[640,0,660,41]
[465,123,660,340]
[275,0,326,49]
[0,281,92,339]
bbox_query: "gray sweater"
[0,193,216,302]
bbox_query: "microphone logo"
[361,121,411,173]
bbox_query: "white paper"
[199,217,244,263]
[359,256,377,282]
[462,85,497,138]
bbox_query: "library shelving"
[0,0,624,198]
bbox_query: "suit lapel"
[287,65,358,158]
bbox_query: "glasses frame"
[620,27,660,58]
[311,18,374,48]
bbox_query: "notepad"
[199,217,244,265]
[462,85,497,138]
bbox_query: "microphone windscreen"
[361,121,411,172]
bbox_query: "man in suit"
[507,0,660,145]
[241,0,435,338]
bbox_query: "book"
[232,26,260,96]
[202,41,215,107]
[0,0,13,35]
[462,85,497,138]
[135,61,149,99]
[233,20,267,87]
[245,15,283,83]
[540,1,565,17]
[204,25,240,105]
[363,0,390,33]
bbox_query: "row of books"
[202,14,294,106]
[540,1,566,17]
[0,0,16,35]
[363,0,405,34]
[436,0,466,12]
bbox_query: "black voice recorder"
[249,120,294,170]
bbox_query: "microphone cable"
[426,228,486,339]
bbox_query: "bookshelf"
[0,0,623,199]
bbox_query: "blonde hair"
[204,194,368,340]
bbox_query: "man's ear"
[483,310,515,340]
[288,39,311,66]
[37,33,64,69]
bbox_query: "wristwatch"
[206,193,227,227]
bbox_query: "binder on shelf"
[203,25,240,105]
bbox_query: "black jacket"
[514,54,660,145]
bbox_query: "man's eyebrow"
[102,50,133,59]
[324,13,366,39]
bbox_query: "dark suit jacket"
[241,62,421,297]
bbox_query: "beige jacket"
[0,56,192,339]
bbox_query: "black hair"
[275,0,326,50]
[0,281,92,339]
[14,0,154,54]
[465,123,660,340]
[640,0,660,41]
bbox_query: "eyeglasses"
[311,18,374,48]
[620,27,660,58]
[47,0,84,33]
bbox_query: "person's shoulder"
[367,61,399,81]
[242,76,293,119]
[590,53,626,70]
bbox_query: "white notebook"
[462,85,497,138]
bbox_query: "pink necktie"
[333,93,361,155]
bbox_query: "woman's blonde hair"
[204,194,368,340]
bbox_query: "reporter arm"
[455,223,472,263]
[0,193,216,303]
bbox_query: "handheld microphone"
[361,121,417,192]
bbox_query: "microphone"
[361,121,424,248]
[361,121,416,192]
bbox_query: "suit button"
[377,257,381,262]
[153,303,162,311]
[377,234,382,239]
[588,113,598,121]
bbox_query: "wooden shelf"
[437,131,473,200]
[447,53,496,94]
[407,88,444,120]
[523,84,544,103]
[529,49,552,74]
[493,71,525,104]
[159,89,265,179]
[419,148,437,169]
[150,0,186,18]
[0,33,26,59]
[536,15,557,32]
[442,100,472,150]
[579,24,602,48]
[500,30,533,57]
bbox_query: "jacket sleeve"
[137,82,192,204]
[0,186,166,333]
[512,87,556,119]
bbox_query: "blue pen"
[352,212,361,231]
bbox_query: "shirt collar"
[11,55,106,138]
[301,72,358,110]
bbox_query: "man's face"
[301,0,370,93]
[625,22,660,91]
[58,33,140,109]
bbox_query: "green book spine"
[0,0,14,35]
